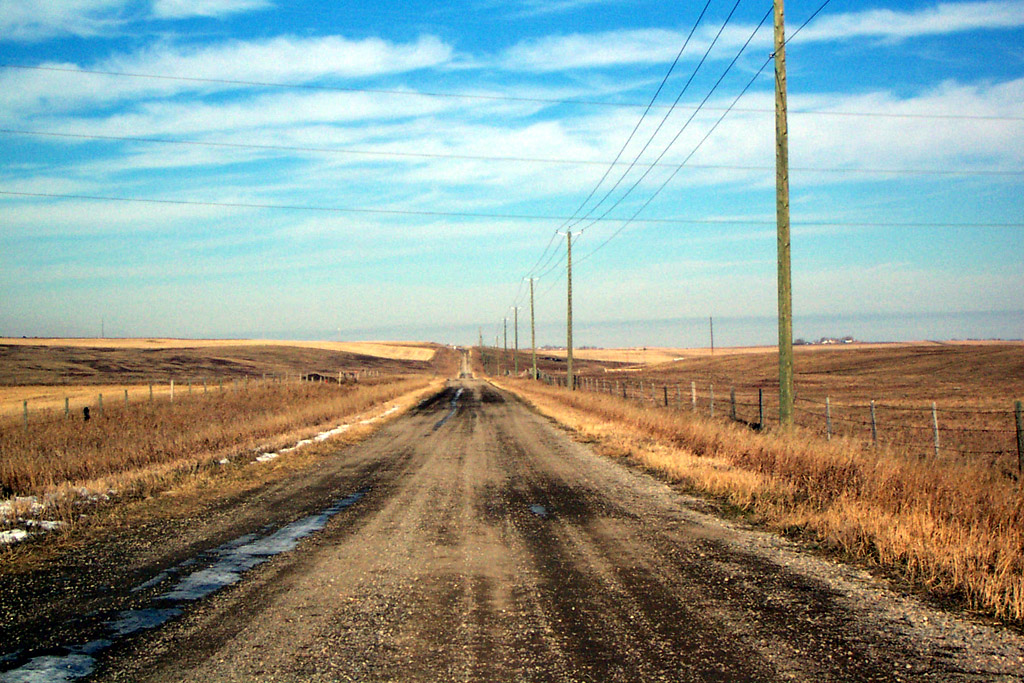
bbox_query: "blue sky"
[0,0,1021,346]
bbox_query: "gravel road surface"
[4,380,1023,682]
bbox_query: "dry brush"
[499,378,1024,624]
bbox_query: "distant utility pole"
[478,327,483,371]
[775,0,794,426]
[503,317,508,375]
[529,278,538,380]
[566,230,574,391]
[513,307,520,376]
[709,316,714,355]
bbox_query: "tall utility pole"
[513,307,519,376]
[478,327,483,373]
[503,317,508,376]
[775,0,794,426]
[709,316,714,355]
[566,230,574,391]
[529,278,537,380]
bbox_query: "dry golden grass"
[0,383,181,417]
[498,378,1024,624]
[0,376,435,501]
[550,343,1024,470]
[0,337,437,362]
[532,340,1024,368]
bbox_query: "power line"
[2,63,1020,122]
[574,0,837,266]
[553,0,717,238]
[2,191,1018,230]
[571,3,771,236]
[3,128,1022,177]
[566,0,747,233]
[517,0,716,291]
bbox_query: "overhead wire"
[564,0,746,233]
[2,128,1021,177]
[2,63,1021,122]
[531,3,773,283]
[2,191,1017,230]
[575,0,835,266]
[513,0,716,301]
[574,5,774,240]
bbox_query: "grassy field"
[495,342,1024,470]
[495,374,1024,624]
[0,337,437,361]
[0,375,441,511]
[0,339,452,388]
[0,339,456,534]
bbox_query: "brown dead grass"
[497,378,1024,624]
[0,337,438,362]
[0,376,435,501]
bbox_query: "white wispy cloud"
[802,0,1024,42]
[498,0,1024,72]
[0,0,129,41]
[152,0,272,19]
[0,34,454,121]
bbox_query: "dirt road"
[3,380,1022,681]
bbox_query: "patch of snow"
[0,497,42,521]
[0,653,94,682]
[24,520,64,532]
[160,490,365,601]
[252,403,399,464]
[0,529,29,545]
[107,609,182,637]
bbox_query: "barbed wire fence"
[541,373,1023,474]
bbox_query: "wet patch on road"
[0,490,368,682]
[433,388,464,431]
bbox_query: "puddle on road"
[433,388,464,431]
[0,489,368,682]
[529,504,549,518]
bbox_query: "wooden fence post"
[124,389,129,409]
[931,402,940,457]
[22,400,28,432]
[691,381,697,412]
[758,388,764,430]
[64,397,69,418]
[1014,400,1022,474]
[870,400,877,445]
[730,388,736,421]
[98,393,104,416]
[663,386,669,407]
[710,385,715,418]
[149,383,153,402]
[825,397,832,441]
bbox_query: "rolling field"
[490,341,1024,623]
[497,341,1024,469]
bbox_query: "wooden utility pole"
[709,316,714,355]
[530,278,537,380]
[566,231,574,391]
[503,317,508,375]
[513,307,519,376]
[775,0,794,426]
